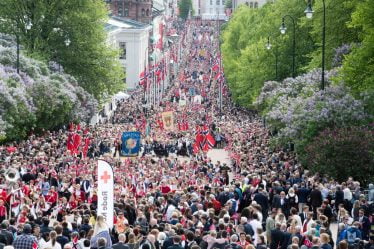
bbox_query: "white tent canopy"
[114,91,130,100]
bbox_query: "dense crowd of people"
[0,19,373,249]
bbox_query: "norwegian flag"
[193,142,200,154]
[32,241,39,249]
[82,137,90,158]
[178,121,189,131]
[212,62,219,72]
[66,133,74,151]
[139,71,146,86]
[182,120,189,131]
[72,133,81,155]
[206,133,216,148]
[214,72,222,81]
[202,141,210,152]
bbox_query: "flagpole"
[153,54,157,107]
[144,46,149,109]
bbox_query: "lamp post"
[16,21,32,74]
[280,15,296,77]
[305,0,325,90]
[266,36,279,81]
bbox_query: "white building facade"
[201,0,227,20]
[106,17,152,89]
[232,0,273,9]
[191,0,202,16]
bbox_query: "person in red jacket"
[160,180,171,194]
[0,200,7,222]
[45,187,58,207]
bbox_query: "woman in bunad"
[90,215,112,249]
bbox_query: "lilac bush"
[0,34,97,141]
[332,43,355,68]
[255,69,370,147]
[255,69,338,114]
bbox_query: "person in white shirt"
[249,213,262,244]
[343,186,352,201]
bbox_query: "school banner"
[161,111,174,130]
[121,132,141,156]
[97,160,114,229]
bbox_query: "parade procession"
[0,1,374,249]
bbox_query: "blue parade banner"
[121,132,141,156]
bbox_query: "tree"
[178,0,193,20]
[0,0,125,103]
[341,0,374,97]
[221,0,315,106]
[303,0,360,71]
[301,126,374,184]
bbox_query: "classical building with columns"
[106,16,152,89]
[200,0,228,20]
[232,0,274,9]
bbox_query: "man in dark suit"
[356,209,371,240]
[297,182,310,212]
[270,223,285,249]
[254,187,269,219]
[335,186,345,211]
[55,225,70,249]
[299,205,310,225]
[167,236,184,249]
[309,185,323,219]
[112,234,130,249]
[0,221,13,245]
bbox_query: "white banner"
[97,160,114,229]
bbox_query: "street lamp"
[280,15,296,77]
[265,36,279,81]
[266,36,272,50]
[305,0,325,90]
[16,21,32,74]
[279,22,287,35]
[304,1,314,19]
[64,38,71,46]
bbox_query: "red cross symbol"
[100,171,111,184]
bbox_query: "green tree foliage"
[178,0,193,20]
[222,0,365,107]
[303,0,360,70]
[341,0,374,97]
[301,126,374,184]
[221,0,315,106]
[0,0,125,103]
